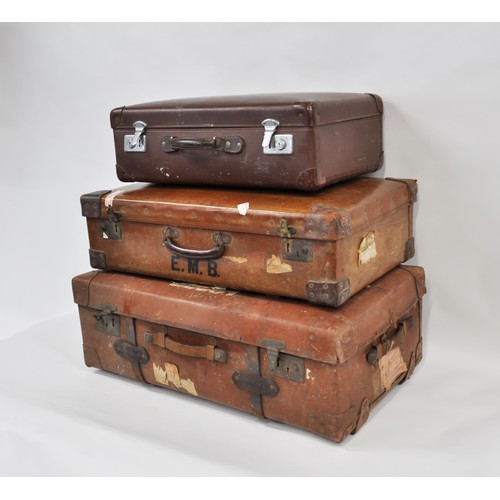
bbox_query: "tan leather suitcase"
[72,265,426,442]
[110,93,383,191]
[81,177,417,308]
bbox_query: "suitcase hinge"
[232,371,279,398]
[124,121,147,152]
[113,339,150,365]
[262,339,305,383]
[261,118,293,155]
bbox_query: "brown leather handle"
[164,232,227,260]
[145,331,227,363]
[161,136,243,154]
[366,316,413,366]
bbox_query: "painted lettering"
[207,260,219,277]
[171,255,181,272]
[187,258,199,274]
[170,256,220,278]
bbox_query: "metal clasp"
[124,121,147,152]
[94,305,121,337]
[262,339,305,383]
[261,118,280,149]
[261,118,293,155]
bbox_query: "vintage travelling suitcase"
[81,177,417,308]
[110,93,383,191]
[72,265,426,442]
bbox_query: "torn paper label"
[237,202,249,215]
[223,256,248,264]
[153,362,198,396]
[266,254,293,274]
[169,282,238,295]
[358,231,377,265]
[379,347,407,390]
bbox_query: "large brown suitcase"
[110,93,383,191]
[81,177,416,308]
[72,265,425,442]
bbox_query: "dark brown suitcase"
[110,93,383,191]
[72,265,426,442]
[81,177,416,308]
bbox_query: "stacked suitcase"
[73,93,426,443]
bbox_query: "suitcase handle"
[145,331,227,363]
[161,136,244,154]
[164,230,228,259]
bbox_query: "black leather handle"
[161,136,243,154]
[164,232,227,260]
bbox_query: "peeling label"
[266,254,293,274]
[237,202,249,215]
[168,282,238,295]
[379,347,407,390]
[153,362,198,396]
[223,256,248,264]
[358,231,377,265]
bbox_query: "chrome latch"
[124,121,147,152]
[261,118,293,155]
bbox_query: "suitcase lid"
[82,177,416,242]
[110,93,383,129]
[72,266,425,366]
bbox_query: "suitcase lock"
[262,339,305,383]
[124,121,147,152]
[261,119,293,155]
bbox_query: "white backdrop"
[1,23,499,477]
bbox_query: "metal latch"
[261,119,293,155]
[124,121,147,152]
[262,339,305,383]
[98,218,122,240]
[94,306,121,337]
[98,206,122,240]
[276,218,297,238]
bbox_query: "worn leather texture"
[72,265,425,443]
[82,177,416,307]
[111,93,383,190]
